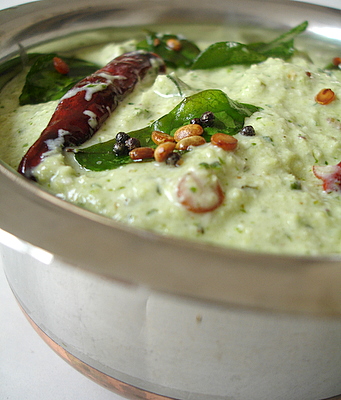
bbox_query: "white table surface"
[0,263,124,400]
[1,0,340,399]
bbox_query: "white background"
[0,0,340,399]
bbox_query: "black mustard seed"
[113,142,128,156]
[116,132,130,143]
[125,137,141,151]
[190,118,202,125]
[200,111,215,127]
[165,152,181,166]
[240,126,256,136]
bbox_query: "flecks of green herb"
[199,161,222,169]
[147,208,158,215]
[196,225,205,235]
[262,136,274,144]
[291,181,302,190]
[241,185,258,189]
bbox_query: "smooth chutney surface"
[0,36,341,255]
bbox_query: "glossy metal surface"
[2,242,341,399]
[0,0,341,316]
[0,1,341,399]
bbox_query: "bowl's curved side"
[2,155,341,316]
[0,0,341,316]
[2,242,341,400]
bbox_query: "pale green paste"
[0,35,341,255]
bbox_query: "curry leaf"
[71,141,132,171]
[254,20,308,57]
[324,61,341,71]
[19,54,99,105]
[136,32,201,68]
[191,42,268,69]
[74,89,260,171]
[0,53,42,91]
[192,21,308,69]
[153,89,260,136]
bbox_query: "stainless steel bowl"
[1,0,341,399]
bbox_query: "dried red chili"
[18,51,165,179]
[153,38,161,47]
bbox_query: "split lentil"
[210,133,238,151]
[332,57,341,67]
[151,130,175,145]
[166,38,182,51]
[175,135,206,150]
[129,146,154,161]
[173,124,204,142]
[315,88,336,105]
[53,57,70,75]
[154,141,176,162]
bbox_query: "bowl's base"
[20,302,173,400]
[20,303,341,400]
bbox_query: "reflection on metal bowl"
[0,0,341,399]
